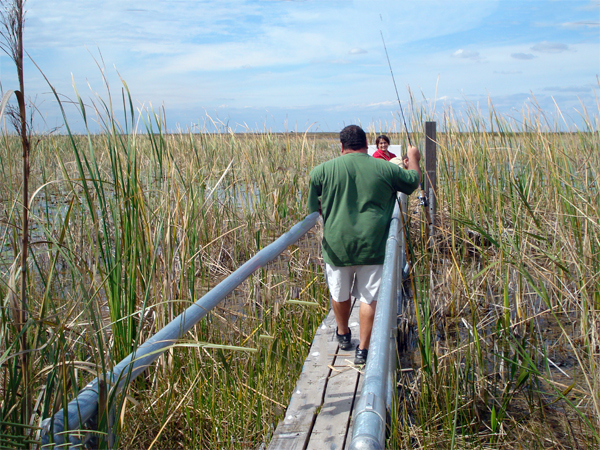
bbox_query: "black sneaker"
[336,328,353,350]
[354,347,368,365]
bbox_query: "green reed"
[0,77,333,448]
[389,97,599,449]
[1,75,598,448]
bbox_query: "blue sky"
[1,0,598,133]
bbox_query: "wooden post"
[424,121,437,235]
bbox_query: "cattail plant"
[0,1,34,445]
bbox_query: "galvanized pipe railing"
[349,194,407,450]
[40,212,320,448]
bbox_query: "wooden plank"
[343,372,364,450]
[267,305,341,449]
[305,365,360,450]
[268,300,360,450]
[305,301,362,450]
[267,311,334,449]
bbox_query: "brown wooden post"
[424,121,437,234]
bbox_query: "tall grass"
[0,81,330,448]
[389,98,599,449]
[0,78,598,449]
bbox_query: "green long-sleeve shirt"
[308,152,419,266]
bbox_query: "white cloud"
[579,1,600,12]
[452,49,482,61]
[6,0,595,133]
[494,70,523,75]
[531,41,572,53]
[561,21,600,29]
[543,85,594,93]
[366,101,395,108]
[511,53,536,60]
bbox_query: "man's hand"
[406,146,422,182]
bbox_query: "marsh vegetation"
[389,105,599,449]
[0,88,598,449]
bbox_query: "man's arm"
[389,145,422,194]
[307,176,321,214]
[406,146,422,183]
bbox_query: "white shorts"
[324,263,383,305]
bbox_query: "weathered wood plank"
[267,307,338,449]
[268,299,360,450]
[343,373,363,450]
[305,366,360,450]
[305,302,361,450]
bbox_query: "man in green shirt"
[307,125,421,364]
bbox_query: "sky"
[0,0,598,133]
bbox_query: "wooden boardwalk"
[268,299,363,450]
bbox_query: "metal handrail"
[349,194,407,450]
[40,212,320,448]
